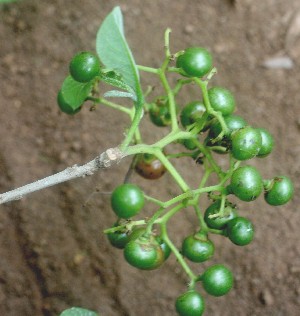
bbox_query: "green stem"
[192,184,224,198]
[159,204,197,282]
[172,79,194,96]
[145,207,166,234]
[154,130,192,148]
[120,99,144,150]
[196,142,225,179]
[137,65,159,74]
[155,150,190,192]
[166,151,199,159]
[103,219,146,234]
[163,191,194,208]
[158,70,179,131]
[193,204,209,232]
[194,77,229,139]
[144,195,165,207]
[87,97,132,115]
[125,144,190,192]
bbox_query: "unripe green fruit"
[69,51,101,83]
[256,128,274,158]
[264,176,294,206]
[175,290,205,316]
[208,87,235,116]
[230,165,263,201]
[231,127,262,160]
[226,217,254,246]
[201,264,234,297]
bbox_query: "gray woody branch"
[0,147,124,205]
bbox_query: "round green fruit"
[156,236,171,261]
[209,114,247,138]
[264,176,294,206]
[107,224,130,249]
[201,264,234,297]
[204,201,237,229]
[230,165,263,202]
[175,290,205,316]
[149,104,171,127]
[231,127,262,160]
[111,184,144,219]
[69,51,101,83]
[182,137,198,151]
[176,47,213,77]
[208,87,235,116]
[226,217,254,246]
[182,233,214,263]
[124,236,164,270]
[256,128,274,158]
[180,101,206,128]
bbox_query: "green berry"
[256,128,274,158]
[264,176,294,206]
[201,264,234,297]
[230,165,263,201]
[226,217,254,246]
[111,184,144,219]
[208,87,235,116]
[231,127,262,160]
[180,101,206,128]
[175,290,205,316]
[176,47,213,77]
[69,51,101,83]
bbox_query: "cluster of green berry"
[57,42,293,315]
[105,47,293,316]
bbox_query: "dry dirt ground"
[0,0,299,315]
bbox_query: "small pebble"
[259,289,274,306]
[262,56,294,69]
[184,24,194,34]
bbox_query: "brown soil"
[0,0,299,315]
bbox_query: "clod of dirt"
[258,289,275,306]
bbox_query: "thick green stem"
[155,150,190,192]
[137,65,159,74]
[120,99,144,150]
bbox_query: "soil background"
[0,0,299,315]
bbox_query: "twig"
[0,147,124,205]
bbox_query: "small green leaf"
[100,71,135,95]
[96,6,140,94]
[61,76,95,110]
[59,307,99,316]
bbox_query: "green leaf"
[61,76,95,110]
[59,307,99,316]
[96,6,140,94]
[100,71,135,95]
